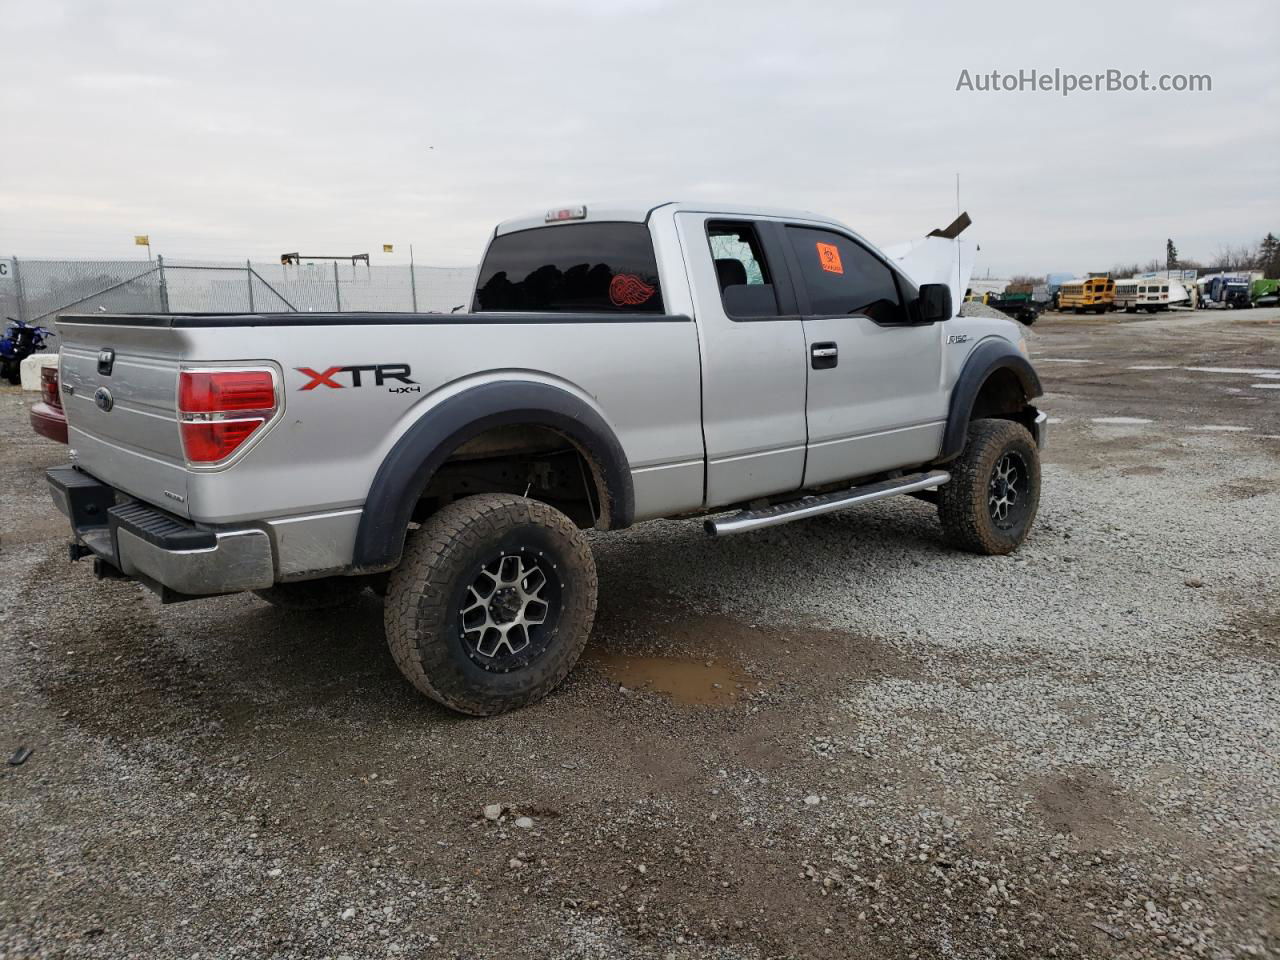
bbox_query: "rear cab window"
[706,220,781,319]
[785,226,912,325]
[473,222,664,313]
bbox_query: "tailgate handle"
[97,348,115,376]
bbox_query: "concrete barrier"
[19,353,59,391]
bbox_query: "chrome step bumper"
[47,465,273,600]
[705,470,951,537]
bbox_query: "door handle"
[811,342,838,369]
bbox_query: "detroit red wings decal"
[608,273,656,307]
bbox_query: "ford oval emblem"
[94,386,114,412]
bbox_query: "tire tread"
[384,494,597,715]
[939,418,1040,555]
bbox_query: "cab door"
[782,224,948,488]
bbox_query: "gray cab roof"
[494,201,847,235]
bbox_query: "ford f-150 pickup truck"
[47,201,1046,715]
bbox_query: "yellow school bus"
[1058,277,1115,314]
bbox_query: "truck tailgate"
[56,318,190,517]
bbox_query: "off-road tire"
[253,576,368,610]
[385,494,597,716]
[939,418,1041,555]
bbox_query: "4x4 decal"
[297,364,419,392]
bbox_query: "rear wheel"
[253,576,368,611]
[385,494,597,716]
[939,418,1041,555]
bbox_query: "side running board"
[704,470,951,537]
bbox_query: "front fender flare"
[939,339,1043,461]
[352,380,634,570]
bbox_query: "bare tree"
[1213,243,1259,271]
[1107,261,1141,279]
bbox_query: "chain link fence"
[1,256,479,345]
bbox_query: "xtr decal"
[297,364,419,392]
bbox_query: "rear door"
[674,213,808,507]
[783,225,947,488]
[56,318,190,515]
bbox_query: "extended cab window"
[707,221,780,319]
[786,226,908,325]
[473,222,664,313]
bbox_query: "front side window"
[473,222,664,313]
[706,220,780,319]
[786,226,908,324]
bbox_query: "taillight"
[178,368,278,464]
[40,365,61,408]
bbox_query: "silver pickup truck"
[47,202,1046,715]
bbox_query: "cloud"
[69,72,175,91]
[0,0,1275,273]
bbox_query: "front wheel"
[385,494,597,716]
[939,419,1041,555]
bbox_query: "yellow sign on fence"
[382,243,394,253]
[134,235,150,246]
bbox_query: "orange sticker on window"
[816,242,843,274]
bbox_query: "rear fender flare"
[352,380,633,570]
[939,339,1043,461]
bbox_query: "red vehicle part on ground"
[30,364,67,444]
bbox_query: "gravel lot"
[2,308,1277,959]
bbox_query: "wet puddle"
[583,648,759,706]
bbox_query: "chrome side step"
[704,470,951,537]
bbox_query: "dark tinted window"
[474,222,664,313]
[786,226,907,324]
[707,220,780,318]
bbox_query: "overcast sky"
[1,0,1276,275]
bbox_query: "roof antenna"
[955,172,961,301]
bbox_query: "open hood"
[881,212,976,314]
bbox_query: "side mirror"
[917,283,952,323]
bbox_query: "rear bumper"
[47,465,274,600]
[30,402,68,444]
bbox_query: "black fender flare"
[939,339,1043,461]
[352,380,634,570]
